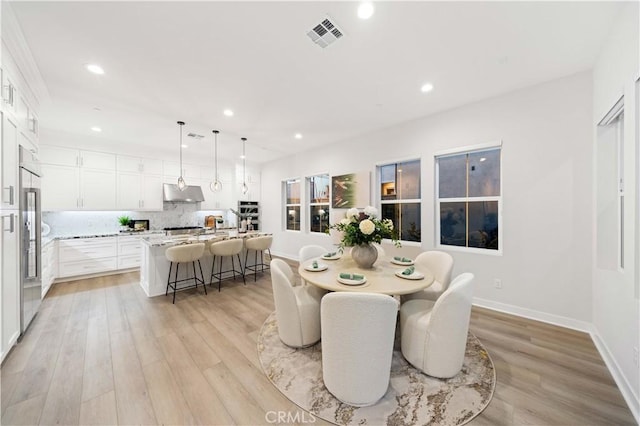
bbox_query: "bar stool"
[165,243,207,304]
[209,238,245,291]
[244,235,273,281]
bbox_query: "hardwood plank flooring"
[1,261,635,425]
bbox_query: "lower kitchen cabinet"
[1,212,20,362]
[58,237,117,278]
[41,239,57,297]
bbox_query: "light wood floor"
[1,259,635,426]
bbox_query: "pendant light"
[210,130,222,192]
[177,121,187,191]
[241,137,249,195]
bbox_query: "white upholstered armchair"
[321,292,399,406]
[270,258,323,348]
[400,272,474,378]
[402,250,454,302]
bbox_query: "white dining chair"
[400,272,474,378]
[321,292,398,406]
[299,245,328,262]
[270,258,323,348]
[402,250,454,302]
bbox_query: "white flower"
[383,218,394,230]
[340,218,350,226]
[359,219,375,235]
[346,208,359,219]
[364,206,378,218]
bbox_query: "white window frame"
[435,142,503,255]
[377,158,422,245]
[284,178,301,232]
[307,173,330,234]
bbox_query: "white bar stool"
[165,243,207,304]
[244,235,273,281]
[209,238,245,291]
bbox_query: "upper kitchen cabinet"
[117,155,162,175]
[40,146,117,210]
[117,172,162,211]
[1,111,18,209]
[40,146,116,170]
[163,161,201,179]
[1,67,18,118]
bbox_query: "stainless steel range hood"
[163,184,205,202]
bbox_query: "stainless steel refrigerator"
[18,146,41,336]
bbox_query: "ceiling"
[7,1,623,164]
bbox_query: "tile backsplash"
[43,203,237,237]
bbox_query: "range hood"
[163,184,205,202]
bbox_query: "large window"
[378,159,421,242]
[436,147,501,252]
[308,174,330,233]
[284,179,301,231]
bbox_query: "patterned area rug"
[257,313,495,426]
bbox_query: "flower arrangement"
[328,206,400,248]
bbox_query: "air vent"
[187,133,204,140]
[307,16,344,48]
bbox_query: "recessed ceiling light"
[90,126,102,132]
[421,83,434,93]
[358,2,375,19]
[294,133,303,139]
[223,109,234,117]
[181,144,188,148]
[85,64,105,75]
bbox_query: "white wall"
[592,2,639,421]
[261,71,594,326]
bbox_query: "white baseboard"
[472,297,593,332]
[269,250,298,261]
[590,327,640,424]
[0,331,20,364]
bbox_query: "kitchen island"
[140,230,268,297]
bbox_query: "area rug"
[257,313,495,426]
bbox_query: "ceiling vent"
[187,132,204,140]
[307,16,344,48]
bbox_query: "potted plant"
[117,215,131,232]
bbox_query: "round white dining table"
[298,252,434,295]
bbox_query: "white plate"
[337,275,367,286]
[304,262,328,272]
[322,253,342,260]
[395,270,424,280]
[391,258,414,266]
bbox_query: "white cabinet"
[2,112,18,209]
[41,239,57,297]
[80,168,116,210]
[2,68,18,118]
[116,156,163,211]
[58,237,117,278]
[117,155,162,175]
[198,179,235,210]
[1,212,19,361]
[117,235,142,269]
[40,146,117,210]
[41,164,79,210]
[163,161,201,179]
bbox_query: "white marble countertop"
[49,230,165,241]
[141,230,268,248]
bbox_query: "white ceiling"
[7,1,622,164]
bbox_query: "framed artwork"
[331,171,370,208]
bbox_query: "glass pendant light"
[210,130,222,192]
[241,137,249,195]
[177,121,187,191]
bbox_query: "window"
[596,97,624,270]
[284,179,301,231]
[308,174,330,233]
[436,147,501,252]
[378,159,421,242]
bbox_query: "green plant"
[327,206,400,248]
[117,215,131,226]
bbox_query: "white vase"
[351,244,378,269]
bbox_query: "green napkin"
[325,252,337,257]
[339,273,364,280]
[402,266,415,275]
[394,256,412,262]
[312,260,318,269]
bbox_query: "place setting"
[321,250,342,260]
[390,255,414,266]
[337,272,367,286]
[303,260,328,272]
[395,265,425,280]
